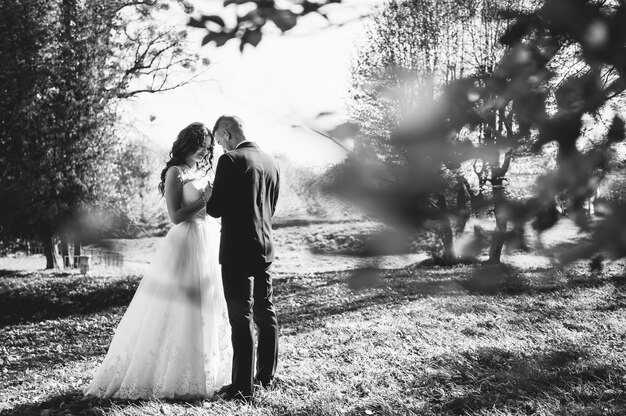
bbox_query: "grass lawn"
[1,252,626,415]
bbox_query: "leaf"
[188,17,206,29]
[531,202,559,232]
[269,9,298,33]
[537,114,582,149]
[201,31,234,47]
[499,18,532,46]
[201,15,226,27]
[238,9,267,26]
[240,28,263,51]
[607,115,625,144]
[302,1,323,15]
[224,0,254,6]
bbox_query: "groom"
[206,115,280,401]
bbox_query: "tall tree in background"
[0,0,203,268]
[347,0,536,263]
[350,0,480,158]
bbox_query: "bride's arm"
[164,167,205,224]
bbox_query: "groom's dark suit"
[206,141,280,397]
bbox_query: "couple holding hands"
[84,115,280,402]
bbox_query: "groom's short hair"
[213,115,244,136]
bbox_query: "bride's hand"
[203,182,213,201]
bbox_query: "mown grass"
[1,259,626,415]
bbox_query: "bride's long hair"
[158,122,215,196]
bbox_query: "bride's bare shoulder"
[167,165,190,177]
[164,166,185,183]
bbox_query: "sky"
[121,0,383,167]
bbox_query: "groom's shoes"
[253,376,277,390]
[220,390,253,403]
[213,385,253,403]
[215,384,233,395]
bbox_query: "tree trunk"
[442,222,454,263]
[41,232,59,270]
[74,240,81,267]
[61,236,70,268]
[455,177,472,235]
[488,200,507,264]
[437,194,455,264]
[487,148,512,264]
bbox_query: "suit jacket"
[206,142,280,265]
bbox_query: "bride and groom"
[84,115,280,402]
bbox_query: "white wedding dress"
[84,167,232,399]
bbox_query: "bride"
[84,122,232,399]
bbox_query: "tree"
[106,138,169,238]
[366,0,626,265]
[0,0,204,268]
[70,137,169,242]
[200,0,626,269]
[347,0,536,263]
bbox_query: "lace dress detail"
[84,166,231,399]
[176,165,212,222]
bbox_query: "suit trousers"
[221,262,278,395]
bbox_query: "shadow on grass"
[276,262,626,334]
[0,389,205,416]
[0,269,75,278]
[421,344,626,415]
[0,390,107,416]
[3,261,625,333]
[6,343,624,416]
[277,267,472,333]
[0,276,139,327]
[0,269,18,278]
